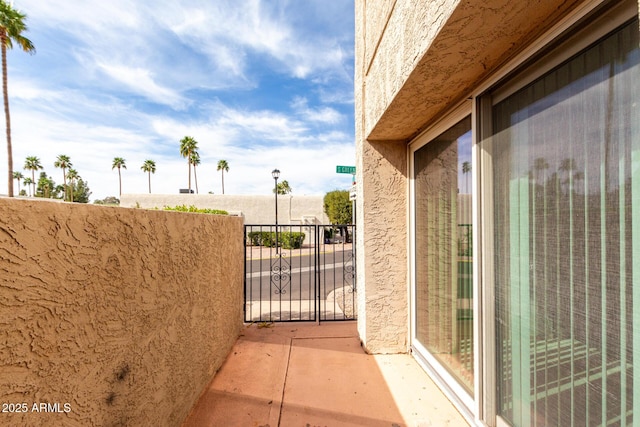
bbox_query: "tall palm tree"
[66,168,78,202]
[190,151,200,194]
[54,154,72,201]
[179,136,198,193]
[22,176,31,196]
[217,159,229,195]
[140,159,156,194]
[0,1,34,197]
[23,155,41,196]
[12,170,21,194]
[112,157,126,196]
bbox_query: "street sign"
[336,165,356,174]
[349,185,357,201]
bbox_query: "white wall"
[120,194,329,225]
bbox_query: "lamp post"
[272,169,280,254]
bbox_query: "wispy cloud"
[2,0,355,200]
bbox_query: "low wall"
[120,193,330,225]
[0,198,244,426]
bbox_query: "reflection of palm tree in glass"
[462,161,471,193]
[559,158,576,194]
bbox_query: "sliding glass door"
[413,116,474,395]
[490,18,639,426]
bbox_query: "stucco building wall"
[355,0,632,353]
[120,194,329,225]
[0,198,243,426]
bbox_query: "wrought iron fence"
[244,224,356,322]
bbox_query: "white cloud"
[0,1,355,201]
[96,62,187,109]
[291,96,342,124]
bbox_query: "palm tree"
[112,157,126,196]
[179,136,198,193]
[54,154,72,201]
[140,159,156,194]
[22,176,31,196]
[12,170,22,194]
[190,151,200,194]
[23,155,42,196]
[0,1,35,197]
[217,159,229,195]
[66,168,78,202]
[462,161,471,193]
[274,180,292,195]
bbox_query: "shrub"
[162,205,228,215]
[280,232,305,249]
[247,231,276,247]
[247,231,305,249]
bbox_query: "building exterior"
[355,1,639,426]
[120,194,330,225]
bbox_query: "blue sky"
[2,0,355,200]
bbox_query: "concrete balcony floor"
[182,321,469,427]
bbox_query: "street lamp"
[272,169,280,253]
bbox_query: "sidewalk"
[246,242,353,260]
[182,322,469,427]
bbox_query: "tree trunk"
[187,153,191,192]
[194,165,199,194]
[222,171,225,195]
[118,168,122,196]
[148,172,151,193]
[2,31,13,197]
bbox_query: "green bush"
[280,232,305,249]
[162,205,228,215]
[248,231,276,247]
[247,231,305,249]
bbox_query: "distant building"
[120,194,329,225]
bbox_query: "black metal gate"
[244,224,356,322]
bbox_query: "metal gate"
[244,224,356,322]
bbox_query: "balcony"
[182,321,468,426]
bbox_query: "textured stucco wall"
[363,0,585,142]
[356,140,408,354]
[120,194,329,225]
[355,0,628,353]
[0,198,243,426]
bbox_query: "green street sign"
[336,165,356,174]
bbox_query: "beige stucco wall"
[362,0,585,142]
[120,194,329,225]
[0,198,243,426]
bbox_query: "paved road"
[245,249,355,299]
[244,249,355,301]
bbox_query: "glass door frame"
[408,100,481,424]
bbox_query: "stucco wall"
[355,0,624,353]
[362,0,585,141]
[0,198,243,426]
[120,194,329,225]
